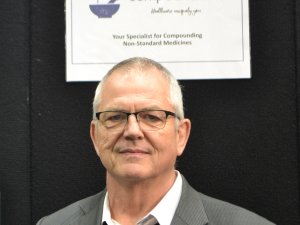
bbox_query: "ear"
[90,120,100,156]
[176,118,191,156]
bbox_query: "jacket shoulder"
[36,191,105,225]
[199,193,275,225]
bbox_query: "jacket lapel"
[171,176,209,225]
[70,191,105,225]
[70,178,208,225]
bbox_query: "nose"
[123,114,144,139]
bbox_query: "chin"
[117,167,154,181]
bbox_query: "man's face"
[90,68,190,182]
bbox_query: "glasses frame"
[95,109,180,131]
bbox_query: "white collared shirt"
[102,171,183,225]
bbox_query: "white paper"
[66,0,250,81]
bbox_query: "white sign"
[66,0,250,81]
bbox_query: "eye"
[102,112,126,122]
[106,113,124,122]
[141,112,163,123]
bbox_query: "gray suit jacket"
[37,176,275,225]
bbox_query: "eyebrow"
[138,106,163,111]
[101,107,124,112]
[101,106,164,112]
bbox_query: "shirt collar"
[145,170,182,225]
[103,194,120,225]
[102,171,182,225]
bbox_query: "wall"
[0,0,299,224]
[0,1,31,225]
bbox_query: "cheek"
[95,130,119,156]
[147,129,178,154]
[99,134,117,152]
[95,133,119,167]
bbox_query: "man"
[37,57,275,225]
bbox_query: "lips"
[118,148,150,154]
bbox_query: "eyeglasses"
[95,110,179,131]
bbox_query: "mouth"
[118,148,150,155]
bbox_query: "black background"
[0,1,299,224]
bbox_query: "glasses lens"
[97,110,173,131]
[138,110,166,131]
[99,111,127,129]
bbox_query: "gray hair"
[92,57,184,119]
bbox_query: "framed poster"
[66,0,250,81]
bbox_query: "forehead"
[99,67,171,109]
[104,66,169,89]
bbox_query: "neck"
[106,171,177,225]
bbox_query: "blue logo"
[89,0,120,18]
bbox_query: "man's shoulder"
[198,191,275,225]
[36,191,105,225]
[178,176,275,225]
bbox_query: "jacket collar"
[76,191,105,225]
[171,176,209,225]
[76,178,209,225]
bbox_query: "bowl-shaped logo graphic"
[89,3,120,18]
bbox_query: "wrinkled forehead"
[98,67,171,107]
[104,66,169,88]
